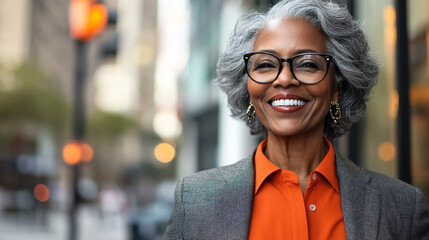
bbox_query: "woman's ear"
[331,79,342,102]
[333,86,341,102]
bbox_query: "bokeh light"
[63,141,94,164]
[86,4,108,39]
[153,110,182,139]
[70,0,107,41]
[63,141,82,165]
[383,5,396,50]
[33,184,49,202]
[154,143,176,163]
[78,178,98,200]
[135,44,154,66]
[389,90,399,118]
[80,143,94,162]
[378,142,396,162]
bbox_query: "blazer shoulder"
[336,154,429,239]
[180,155,253,188]
[362,165,429,238]
[336,153,417,194]
[339,154,426,211]
[362,167,417,194]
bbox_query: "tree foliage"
[88,110,138,139]
[0,62,70,130]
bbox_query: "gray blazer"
[164,152,429,240]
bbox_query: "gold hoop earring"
[247,101,256,123]
[329,101,341,125]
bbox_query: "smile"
[271,99,306,107]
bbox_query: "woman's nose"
[272,63,301,87]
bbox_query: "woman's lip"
[270,104,305,113]
[268,94,308,113]
[269,94,308,102]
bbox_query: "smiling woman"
[247,18,337,142]
[164,0,429,239]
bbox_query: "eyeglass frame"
[243,51,333,85]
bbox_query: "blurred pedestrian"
[98,184,127,227]
[164,0,429,239]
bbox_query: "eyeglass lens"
[246,53,329,84]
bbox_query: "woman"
[164,0,429,239]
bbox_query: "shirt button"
[309,204,316,212]
[312,173,317,181]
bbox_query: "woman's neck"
[264,130,328,181]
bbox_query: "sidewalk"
[0,205,127,240]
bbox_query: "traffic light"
[69,0,108,41]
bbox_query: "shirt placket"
[304,172,319,228]
[278,170,309,240]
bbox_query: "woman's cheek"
[247,79,266,99]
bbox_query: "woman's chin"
[265,122,324,139]
[266,127,303,138]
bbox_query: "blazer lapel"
[213,156,255,239]
[336,153,381,240]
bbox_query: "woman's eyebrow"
[254,48,321,56]
[294,49,318,54]
[255,49,278,54]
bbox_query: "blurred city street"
[0,205,127,240]
[0,0,429,239]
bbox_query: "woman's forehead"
[253,17,327,54]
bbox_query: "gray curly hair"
[215,0,379,139]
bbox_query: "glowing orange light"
[154,143,176,163]
[427,30,429,75]
[70,0,90,38]
[383,6,397,52]
[80,143,94,162]
[383,5,396,23]
[69,0,108,41]
[378,142,396,162]
[63,141,82,165]
[85,4,108,40]
[33,184,50,202]
[389,90,399,118]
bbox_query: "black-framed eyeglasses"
[243,51,333,85]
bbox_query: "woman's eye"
[295,61,320,70]
[254,61,276,70]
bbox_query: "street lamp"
[68,1,107,239]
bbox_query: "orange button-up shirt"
[248,139,346,240]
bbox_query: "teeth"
[271,99,306,107]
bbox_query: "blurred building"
[91,0,158,183]
[0,0,32,65]
[355,0,429,201]
[0,0,78,212]
[91,0,179,207]
[177,0,281,178]
[0,0,164,210]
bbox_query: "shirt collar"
[254,139,279,195]
[314,138,340,193]
[253,138,340,195]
